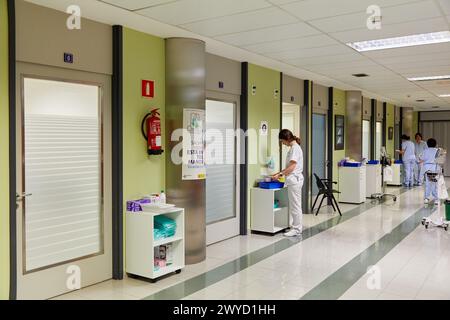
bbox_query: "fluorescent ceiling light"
[407,75,450,81]
[347,31,450,52]
[439,94,450,97]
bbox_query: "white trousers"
[287,182,303,231]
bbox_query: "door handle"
[16,192,32,202]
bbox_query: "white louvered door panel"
[205,99,239,245]
[23,78,102,272]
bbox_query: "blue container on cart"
[367,160,380,165]
[259,181,285,189]
[343,162,362,167]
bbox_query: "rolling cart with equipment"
[371,147,397,203]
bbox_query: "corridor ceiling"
[28,0,450,110]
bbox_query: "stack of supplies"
[127,198,151,212]
[154,215,177,238]
[153,228,166,241]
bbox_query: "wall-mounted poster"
[388,127,394,140]
[182,109,206,181]
[335,115,345,150]
[260,121,268,136]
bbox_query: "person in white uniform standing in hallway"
[272,129,304,237]
[396,134,416,188]
[414,133,428,186]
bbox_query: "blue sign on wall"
[64,53,74,64]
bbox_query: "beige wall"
[206,53,241,96]
[16,0,112,75]
[376,100,384,122]
[362,97,372,120]
[282,74,304,106]
[313,83,329,114]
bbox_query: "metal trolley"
[422,148,448,231]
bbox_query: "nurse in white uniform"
[396,134,416,188]
[272,129,304,237]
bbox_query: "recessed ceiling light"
[347,31,450,52]
[407,75,450,81]
[438,94,450,97]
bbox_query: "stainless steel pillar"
[165,38,206,264]
[346,91,363,160]
[402,107,414,138]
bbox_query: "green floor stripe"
[300,204,438,300]
[143,187,409,300]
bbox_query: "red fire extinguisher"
[142,108,164,155]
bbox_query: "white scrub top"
[402,141,416,161]
[421,147,438,172]
[414,141,428,158]
[285,142,304,186]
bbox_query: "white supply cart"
[251,188,289,234]
[366,163,382,198]
[387,162,403,186]
[126,207,185,282]
[339,165,366,204]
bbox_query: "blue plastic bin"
[367,160,380,165]
[343,162,362,167]
[259,182,285,189]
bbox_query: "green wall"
[332,88,346,194]
[247,64,281,221]
[385,103,395,158]
[122,28,166,255]
[0,0,9,300]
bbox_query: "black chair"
[312,174,342,216]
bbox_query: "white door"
[16,63,112,300]
[205,99,240,245]
[362,120,371,160]
[282,103,301,167]
[376,122,383,160]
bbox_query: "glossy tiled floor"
[53,182,450,301]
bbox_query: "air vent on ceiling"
[352,73,369,77]
[432,106,440,109]
[416,99,425,102]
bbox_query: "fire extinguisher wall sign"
[142,80,155,98]
[141,109,164,156]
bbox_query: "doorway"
[312,113,327,195]
[421,121,450,176]
[205,98,240,245]
[375,122,383,160]
[15,63,112,300]
[282,103,301,167]
[362,120,371,160]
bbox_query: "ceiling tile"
[308,1,442,33]
[136,0,271,25]
[265,44,354,60]
[372,52,450,65]
[286,52,366,66]
[101,0,175,11]
[180,7,298,37]
[438,0,450,15]
[243,34,338,54]
[280,0,423,21]
[215,22,321,46]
